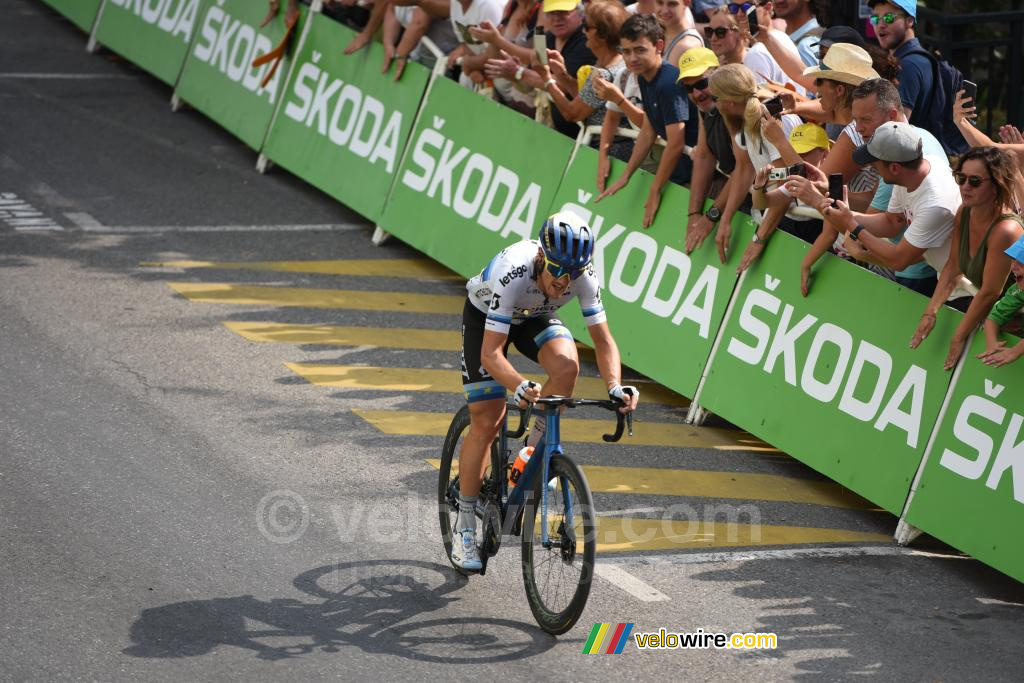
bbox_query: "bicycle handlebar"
[505,396,634,443]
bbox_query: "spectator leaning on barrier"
[686,63,802,261]
[979,235,1024,368]
[809,123,961,298]
[470,0,543,115]
[788,79,947,296]
[738,122,832,272]
[447,0,505,88]
[592,64,650,191]
[679,47,742,242]
[596,14,692,228]
[536,1,597,138]
[909,147,1024,370]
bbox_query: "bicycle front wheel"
[520,453,596,634]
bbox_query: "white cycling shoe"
[451,528,482,571]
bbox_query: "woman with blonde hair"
[689,62,807,260]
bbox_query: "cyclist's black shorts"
[460,299,574,403]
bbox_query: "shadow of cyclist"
[123,559,555,663]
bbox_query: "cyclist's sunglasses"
[704,26,738,39]
[953,172,990,188]
[543,255,584,281]
[869,12,905,25]
[683,77,710,93]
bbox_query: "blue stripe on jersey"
[533,325,573,349]
[581,305,605,318]
[481,254,501,281]
[464,380,506,403]
[486,313,513,324]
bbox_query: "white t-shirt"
[887,156,962,272]
[736,113,811,223]
[745,42,805,96]
[450,0,504,87]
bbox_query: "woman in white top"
[704,6,804,96]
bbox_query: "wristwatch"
[850,225,865,241]
[705,207,722,224]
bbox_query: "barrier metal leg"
[371,226,391,246]
[256,154,274,174]
[685,402,709,426]
[894,520,923,546]
[86,36,100,53]
[170,94,183,112]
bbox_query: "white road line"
[594,563,670,602]
[79,223,369,233]
[0,73,135,80]
[599,545,933,567]
[597,507,666,517]
[64,212,103,229]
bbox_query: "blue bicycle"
[438,396,632,634]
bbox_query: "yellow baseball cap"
[543,0,578,12]
[676,47,719,82]
[789,123,831,153]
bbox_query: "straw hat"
[802,43,879,86]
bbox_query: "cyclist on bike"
[453,210,640,570]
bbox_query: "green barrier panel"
[378,75,575,277]
[94,0,208,86]
[174,0,305,150]
[40,0,103,32]
[904,331,1024,582]
[545,145,754,398]
[697,232,958,513]
[261,17,430,224]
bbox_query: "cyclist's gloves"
[608,384,639,405]
[514,379,541,405]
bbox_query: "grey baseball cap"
[852,122,923,164]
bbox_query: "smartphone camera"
[763,95,783,118]
[788,162,806,178]
[828,173,844,207]
[746,6,760,37]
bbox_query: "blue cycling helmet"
[539,210,594,269]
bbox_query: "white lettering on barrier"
[108,0,199,42]
[939,381,1024,503]
[281,56,402,173]
[726,273,926,448]
[556,198,717,337]
[401,118,539,240]
[192,3,280,104]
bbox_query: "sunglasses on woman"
[726,2,756,12]
[543,255,584,281]
[953,172,991,188]
[869,12,904,25]
[683,77,710,93]
[704,26,738,39]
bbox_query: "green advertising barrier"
[40,0,103,32]
[261,16,430,224]
[378,75,575,277]
[696,232,959,513]
[94,0,208,86]
[174,0,306,150]
[903,331,1024,582]
[545,145,755,398]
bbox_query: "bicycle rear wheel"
[437,405,499,575]
[520,453,596,634]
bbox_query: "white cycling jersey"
[466,240,607,335]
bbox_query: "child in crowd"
[978,235,1024,368]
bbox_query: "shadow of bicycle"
[123,559,555,663]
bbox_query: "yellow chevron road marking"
[226,321,462,350]
[143,258,460,279]
[592,518,890,552]
[424,460,869,509]
[167,283,462,314]
[224,320,602,364]
[354,410,778,452]
[288,363,689,408]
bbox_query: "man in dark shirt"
[542,0,596,139]
[868,1,932,128]
[596,14,690,229]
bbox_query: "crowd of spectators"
[306,0,1024,368]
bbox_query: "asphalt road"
[3,1,1024,680]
